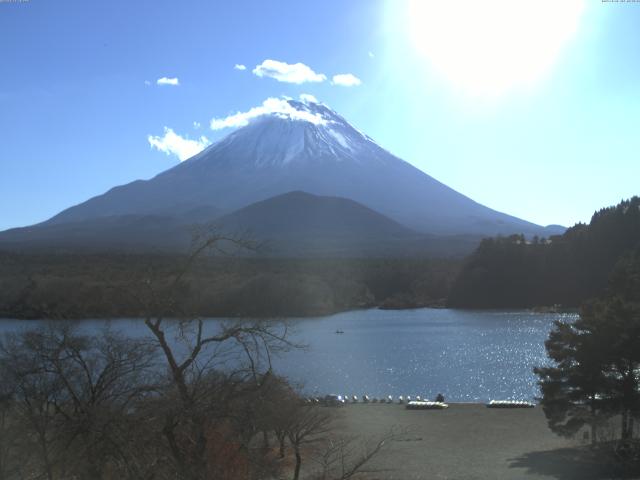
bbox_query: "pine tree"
[535,247,640,444]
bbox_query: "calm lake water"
[0,308,577,402]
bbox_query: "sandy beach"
[332,403,618,480]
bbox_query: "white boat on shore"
[486,400,535,409]
[406,400,449,410]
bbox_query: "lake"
[0,308,577,402]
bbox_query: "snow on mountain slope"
[195,99,393,168]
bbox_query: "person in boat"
[435,393,445,403]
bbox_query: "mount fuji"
[0,98,563,254]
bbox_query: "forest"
[448,197,640,308]
[0,252,460,319]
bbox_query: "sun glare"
[407,0,585,97]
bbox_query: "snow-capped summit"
[42,98,559,237]
[199,98,389,168]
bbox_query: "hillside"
[0,191,480,257]
[448,197,640,308]
[215,191,481,257]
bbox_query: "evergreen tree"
[449,196,640,308]
[534,315,610,443]
[535,247,640,443]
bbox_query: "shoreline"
[0,305,579,321]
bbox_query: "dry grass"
[332,403,620,480]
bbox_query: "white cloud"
[148,127,210,161]
[157,77,180,86]
[331,73,362,87]
[210,97,328,130]
[234,64,247,71]
[193,121,201,129]
[252,59,326,84]
[368,51,375,58]
[299,93,318,104]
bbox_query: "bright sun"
[407,0,585,97]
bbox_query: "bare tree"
[0,380,13,479]
[0,323,159,480]
[258,373,298,459]
[125,228,298,479]
[311,428,405,480]
[285,404,334,480]
[0,328,66,480]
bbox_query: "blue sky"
[1,0,639,231]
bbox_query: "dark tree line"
[449,197,640,308]
[0,253,460,319]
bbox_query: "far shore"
[0,304,580,321]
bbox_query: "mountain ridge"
[0,191,482,257]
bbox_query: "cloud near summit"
[148,97,329,162]
[252,59,326,84]
[210,97,327,130]
[148,127,210,161]
[299,93,319,104]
